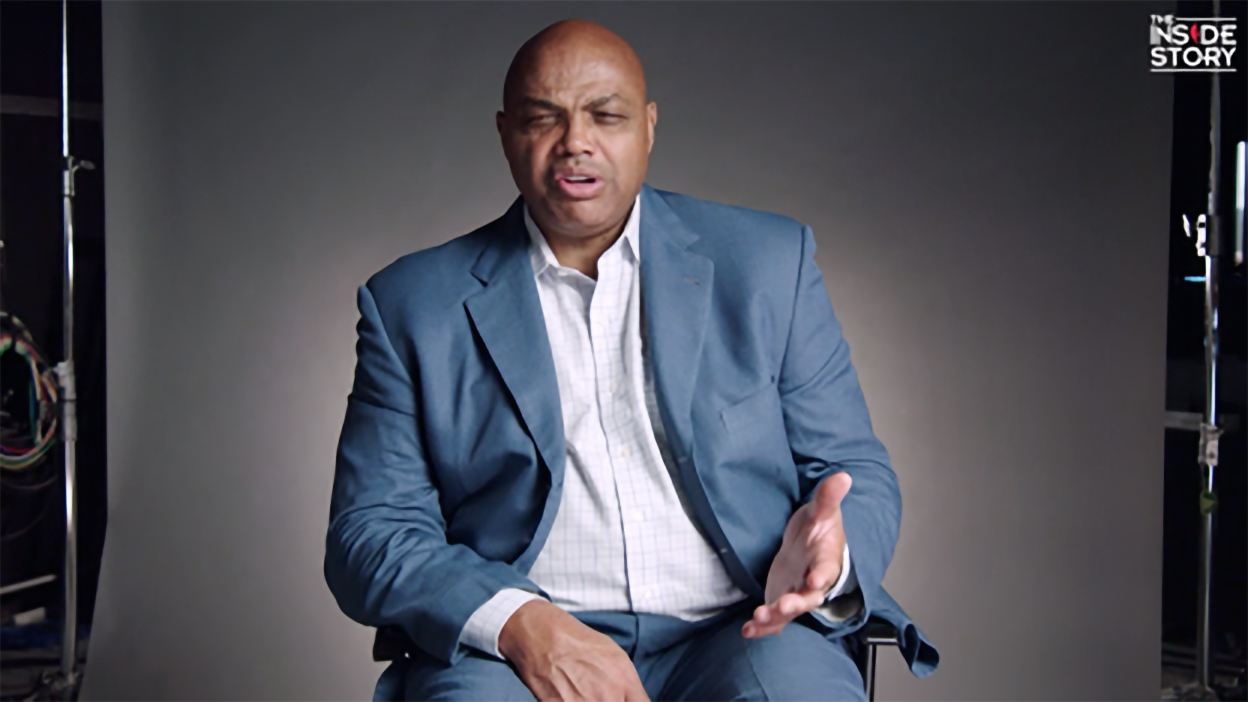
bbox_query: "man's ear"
[646,102,657,153]
[496,111,512,161]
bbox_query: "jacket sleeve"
[777,225,902,637]
[324,282,544,665]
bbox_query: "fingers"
[743,598,797,637]
[741,589,824,638]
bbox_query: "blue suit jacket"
[325,184,938,692]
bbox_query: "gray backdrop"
[88,2,1174,699]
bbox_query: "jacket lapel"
[638,184,714,467]
[463,198,566,518]
[639,186,764,598]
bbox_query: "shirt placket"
[571,270,628,607]
[588,247,649,611]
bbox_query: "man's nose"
[558,113,593,156]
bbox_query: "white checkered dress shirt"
[459,194,856,659]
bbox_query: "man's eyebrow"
[585,94,622,109]
[519,94,624,112]
[519,97,562,111]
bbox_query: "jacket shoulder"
[655,188,804,232]
[362,217,497,312]
[651,188,810,265]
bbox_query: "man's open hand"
[499,599,650,701]
[743,472,852,638]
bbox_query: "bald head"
[496,19,657,259]
[503,19,647,112]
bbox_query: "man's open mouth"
[555,174,605,199]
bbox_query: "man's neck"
[534,210,631,280]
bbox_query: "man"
[325,19,937,702]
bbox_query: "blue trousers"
[376,600,866,701]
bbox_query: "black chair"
[849,616,901,701]
[373,615,900,701]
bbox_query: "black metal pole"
[1192,47,1221,701]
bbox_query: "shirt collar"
[524,193,642,277]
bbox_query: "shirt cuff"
[824,542,857,601]
[459,588,547,660]
[814,542,862,622]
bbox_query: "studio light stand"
[1172,3,1229,698]
[38,0,93,697]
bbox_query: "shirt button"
[608,383,618,393]
[619,448,631,458]
[629,509,646,522]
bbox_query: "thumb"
[811,472,852,523]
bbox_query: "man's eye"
[526,114,556,125]
[595,113,625,124]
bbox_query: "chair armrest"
[859,616,901,647]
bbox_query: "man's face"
[497,44,656,240]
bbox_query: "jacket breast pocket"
[720,383,782,432]
[716,383,796,492]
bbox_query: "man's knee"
[662,616,866,701]
[405,651,535,702]
[741,624,866,702]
